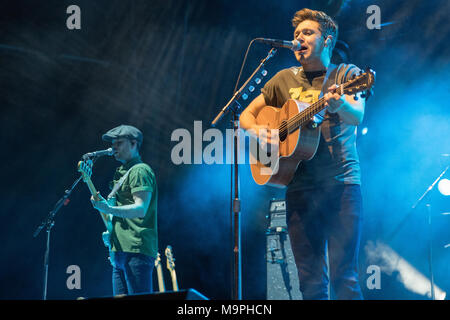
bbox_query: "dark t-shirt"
[260,63,362,191]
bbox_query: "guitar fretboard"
[279,84,346,136]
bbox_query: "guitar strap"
[321,63,344,96]
[103,164,138,268]
[314,63,344,123]
[107,164,138,203]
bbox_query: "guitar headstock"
[155,252,162,268]
[165,245,175,272]
[342,67,376,99]
[77,159,93,182]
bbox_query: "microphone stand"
[211,47,276,300]
[410,164,449,300]
[388,164,449,300]
[33,156,98,300]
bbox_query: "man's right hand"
[249,124,279,154]
[102,231,111,248]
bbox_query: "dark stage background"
[1,0,449,300]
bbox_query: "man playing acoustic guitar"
[240,9,366,299]
[90,125,158,296]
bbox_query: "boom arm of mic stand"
[387,164,450,241]
[33,175,83,238]
[211,47,276,126]
[33,156,100,300]
[34,155,102,238]
[412,164,449,210]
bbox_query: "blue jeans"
[286,184,363,300]
[111,251,155,296]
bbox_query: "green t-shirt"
[261,63,362,191]
[109,156,158,258]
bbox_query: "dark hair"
[292,8,338,52]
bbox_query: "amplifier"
[266,199,302,300]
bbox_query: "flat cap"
[102,125,143,145]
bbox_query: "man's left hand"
[324,84,345,113]
[90,193,111,213]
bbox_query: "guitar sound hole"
[279,120,288,142]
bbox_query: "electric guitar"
[154,252,166,292]
[250,68,375,187]
[165,245,179,291]
[77,160,113,254]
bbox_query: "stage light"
[361,127,368,135]
[438,178,450,196]
[365,241,447,300]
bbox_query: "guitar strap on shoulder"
[313,63,344,123]
[107,164,137,201]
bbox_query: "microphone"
[82,148,113,159]
[255,38,302,51]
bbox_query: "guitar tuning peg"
[255,77,261,85]
[261,69,268,77]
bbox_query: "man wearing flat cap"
[90,124,158,296]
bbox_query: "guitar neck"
[84,178,99,200]
[165,247,179,291]
[84,177,111,231]
[170,269,179,291]
[285,85,346,133]
[289,96,327,131]
[155,261,166,292]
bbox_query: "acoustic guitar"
[250,68,375,187]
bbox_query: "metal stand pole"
[211,47,276,300]
[34,169,87,299]
[387,165,449,300]
[426,203,435,300]
[42,222,53,300]
[232,115,242,300]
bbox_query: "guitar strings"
[277,80,354,138]
[277,96,325,137]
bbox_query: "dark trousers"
[286,184,363,300]
[111,251,155,296]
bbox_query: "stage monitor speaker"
[266,199,302,300]
[83,288,208,300]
